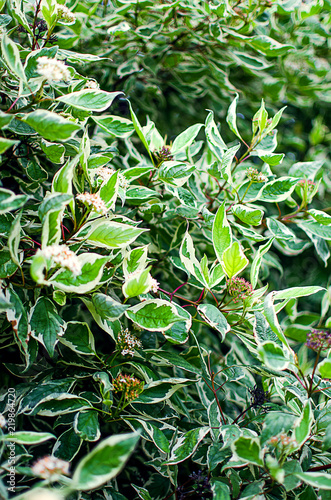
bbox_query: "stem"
[308,350,320,397]
[232,403,253,425]
[209,289,219,307]
[309,463,331,472]
[240,180,253,203]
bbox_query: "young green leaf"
[221,241,248,278]
[72,432,140,491]
[212,202,232,261]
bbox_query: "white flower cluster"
[0,413,6,428]
[95,167,129,190]
[95,166,116,182]
[57,4,76,23]
[246,167,268,183]
[24,489,65,500]
[37,57,71,82]
[76,192,108,215]
[117,328,142,356]
[119,173,129,190]
[85,80,99,89]
[32,456,70,479]
[40,245,81,276]
[150,277,159,293]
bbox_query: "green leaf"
[99,171,119,208]
[38,192,73,247]
[231,51,271,70]
[74,410,100,442]
[260,177,298,202]
[212,202,232,261]
[123,246,148,277]
[32,395,92,416]
[308,209,331,225]
[233,204,263,226]
[125,299,183,332]
[298,221,331,240]
[57,90,123,112]
[180,231,209,286]
[132,485,152,500]
[72,432,140,491]
[294,401,313,450]
[197,304,230,340]
[136,377,190,404]
[258,341,290,371]
[19,379,75,413]
[247,35,294,56]
[123,267,152,298]
[226,94,243,141]
[6,287,29,353]
[0,188,28,214]
[41,139,66,164]
[158,161,195,187]
[0,248,18,278]
[231,436,264,467]
[76,219,148,250]
[273,286,324,301]
[221,241,249,278]
[211,480,231,500]
[92,115,134,137]
[318,359,331,379]
[264,292,290,349]
[128,101,154,164]
[289,160,324,181]
[30,297,65,357]
[267,218,295,240]
[91,293,128,321]
[8,212,22,267]
[295,472,331,490]
[41,0,58,29]
[0,137,20,155]
[59,321,95,355]
[205,110,227,161]
[1,33,27,82]
[171,123,203,154]
[254,150,285,166]
[53,428,82,461]
[49,253,108,293]
[22,110,81,141]
[165,427,210,465]
[0,110,14,130]
[218,144,240,183]
[0,431,55,444]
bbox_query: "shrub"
[0,1,331,500]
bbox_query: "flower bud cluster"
[37,57,70,82]
[117,328,142,357]
[57,5,76,24]
[246,167,268,183]
[227,277,253,302]
[113,373,144,402]
[306,329,331,351]
[268,434,297,448]
[76,192,108,215]
[39,245,81,276]
[31,456,70,479]
[154,146,174,164]
[298,179,316,193]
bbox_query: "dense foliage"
[0,1,331,500]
